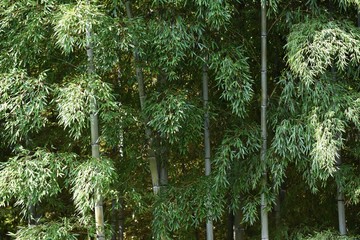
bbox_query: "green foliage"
[0,69,51,144]
[272,118,312,161]
[0,0,56,69]
[69,157,118,224]
[292,229,360,239]
[145,90,203,149]
[53,1,123,71]
[55,74,117,139]
[211,126,263,225]
[336,164,360,204]
[152,176,226,239]
[241,195,260,225]
[151,0,232,30]
[101,104,137,147]
[213,126,261,192]
[9,218,77,240]
[271,70,357,191]
[54,2,105,54]
[1,0,360,238]
[210,47,254,118]
[260,0,281,14]
[344,97,360,129]
[0,148,73,215]
[335,0,360,9]
[309,111,344,177]
[191,0,232,30]
[145,17,197,80]
[139,0,232,80]
[286,18,360,85]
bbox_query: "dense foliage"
[0,0,359,239]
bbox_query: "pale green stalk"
[336,155,346,235]
[260,0,269,239]
[85,1,105,238]
[203,57,214,240]
[125,0,160,195]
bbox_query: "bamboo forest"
[1,0,360,239]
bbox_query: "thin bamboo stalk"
[260,0,269,239]
[336,155,346,235]
[125,1,160,195]
[85,2,105,238]
[203,57,214,240]
[332,65,346,236]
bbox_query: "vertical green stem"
[125,1,160,195]
[336,155,346,235]
[332,65,346,236]
[85,2,105,239]
[203,57,214,240]
[260,0,269,239]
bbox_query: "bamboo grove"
[0,0,359,239]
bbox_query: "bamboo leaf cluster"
[54,2,105,54]
[55,74,116,139]
[286,19,360,85]
[145,90,203,146]
[8,218,77,240]
[0,148,72,215]
[210,47,254,118]
[70,157,118,224]
[0,70,51,144]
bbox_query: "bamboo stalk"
[85,2,105,238]
[336,155,346,235]
[260,0,269,239]
[332,64,346,236]
[203,57,214,240]
[125,0,160,195]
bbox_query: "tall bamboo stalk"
[336,155,346,235]
[260,0,269,239]
[125,1,160,194]
[85,3,105,238]
[203,57,214,240]
[332,65,346,236]
[331,8,360,235]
